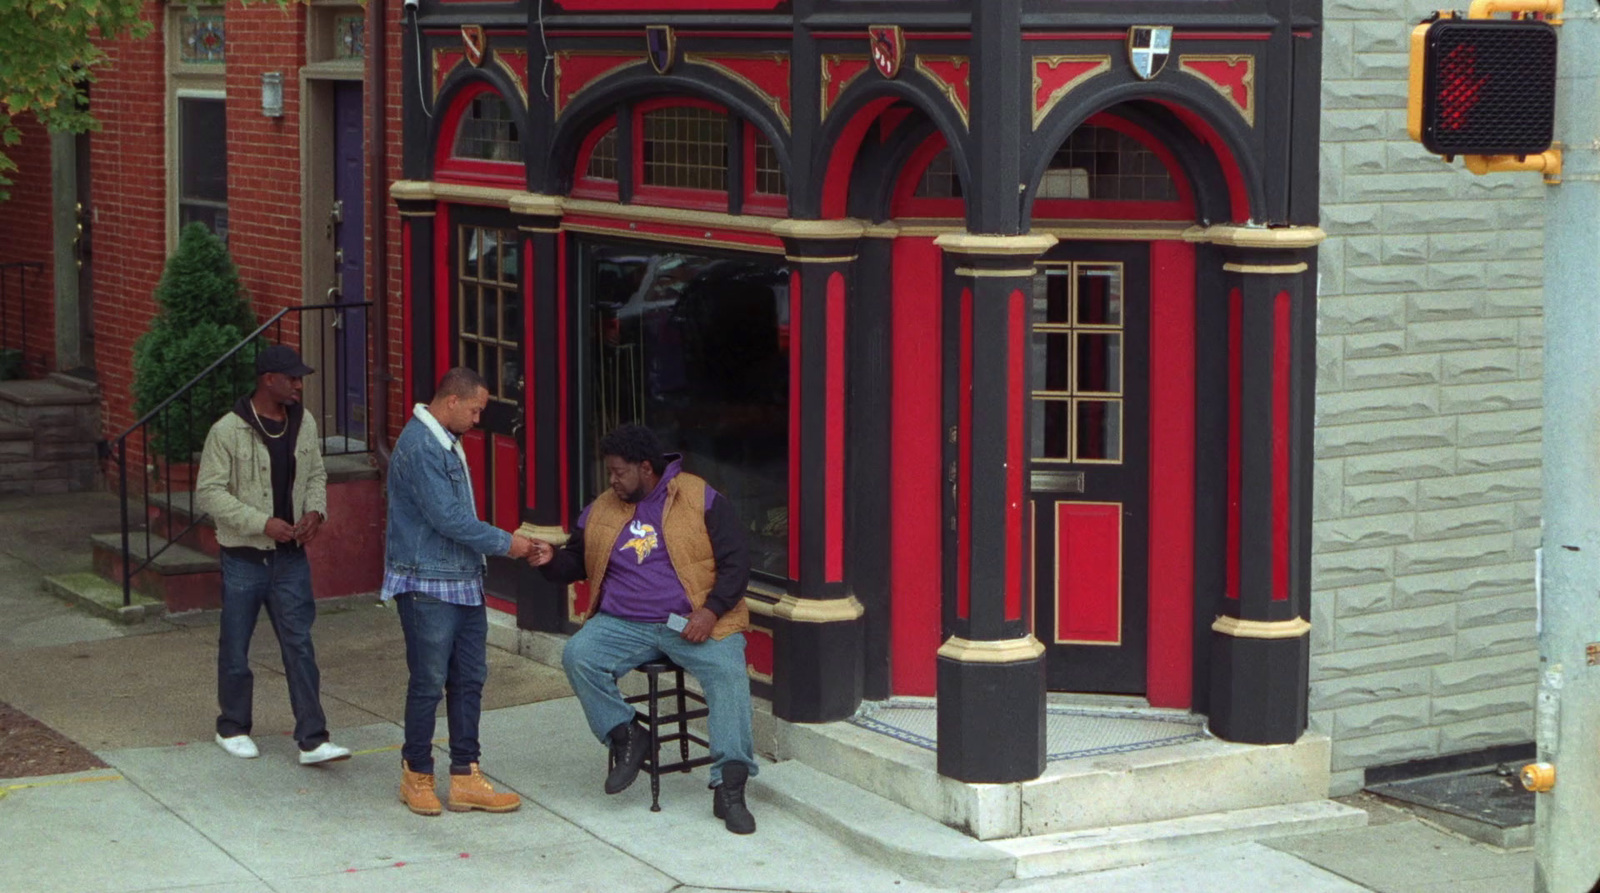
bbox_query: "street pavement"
[0,491,1535,893]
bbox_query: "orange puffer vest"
[580,472,749,640]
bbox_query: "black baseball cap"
[255,344,315,377]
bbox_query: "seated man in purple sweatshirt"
[529,424,757,834]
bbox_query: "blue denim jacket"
[384,410,512,580]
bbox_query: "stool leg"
[648,669,662,812]
[675,669,691,768]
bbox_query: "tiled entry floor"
[847,698,1211,763]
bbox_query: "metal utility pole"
[1534,2,1600,889]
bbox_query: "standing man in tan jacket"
[530,423,757,834]
[195,344,349,766]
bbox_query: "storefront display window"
[578,242,791,577]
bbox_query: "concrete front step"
[42,572,166,624]
[751,759,1365,890]
[89,531,220,613]
[770,705,1335,840]
[751,760,1018,890]
[991,799,1368,878]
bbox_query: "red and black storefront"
[393,0,1322,783]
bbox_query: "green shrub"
[132,223,258,462]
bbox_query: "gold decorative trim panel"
[1032,55,1112,130]
[1178,54,1256,127]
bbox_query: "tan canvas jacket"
[195,407,328,550]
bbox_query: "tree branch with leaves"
[0,0,151,200]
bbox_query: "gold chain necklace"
[249,399,288,440]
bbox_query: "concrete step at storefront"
[769,698,1339,841]
[88,531,220,614]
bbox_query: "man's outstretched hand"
[526,539,554,567]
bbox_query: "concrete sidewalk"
[0,491,1534,893]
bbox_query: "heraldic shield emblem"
[1127,26,1172,80]
[647,25,676,74]
[869,24,903,79]
[461,24,487,68]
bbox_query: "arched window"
[641,105,729,191]
[585,127,618,181]
[914,148,963,199]
[570,99,789,216]
[434,82,524,186]
[1042,124,1176,201]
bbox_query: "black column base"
[1207,631,1309,744]
[936,654,1046,783]
[772,612,864,723]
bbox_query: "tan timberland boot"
[447,762,522,813]
[399,761,442,816]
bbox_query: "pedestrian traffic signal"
[1407,13,1558,157]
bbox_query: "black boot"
[605,721,649,795]
[712,762,756,834]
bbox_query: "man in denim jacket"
[385,366,537,816]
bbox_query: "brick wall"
[1314,0,1543,794]
[90,2,169,447]
[0,114,59,377]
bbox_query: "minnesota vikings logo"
[619,520,659,565]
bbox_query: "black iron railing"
[109,302,373,606]
[0,262,45,378]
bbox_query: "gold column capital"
[936,635,1047,664]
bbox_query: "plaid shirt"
[380,571,484,607]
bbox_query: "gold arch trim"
[683,52,791,132]
[1178,54,1256,127]
[819,55,871,122]
[1032,55,1112,131]
[553,51,648,119]
[492,52,529,107]
[913,55,971,129]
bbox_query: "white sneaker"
[299,741,352,765]
[215,733,259,759]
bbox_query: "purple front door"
[333,82,367,442]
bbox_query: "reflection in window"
[580,244,790,576]
[178,97,229,239]
[457,226,522,406]
[1029,264,1125,463]
[1043,124,1177,201]
[642,107,729,190]
[453,91,523,163]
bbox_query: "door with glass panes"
[448,214,526,599]
[1029,244,1150,693]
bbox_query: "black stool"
[609,657,714,811]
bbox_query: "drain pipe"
[366,0,392,468]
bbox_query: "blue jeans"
[216,548,329,751]
[395,593,488,775]
[562,612,756,786]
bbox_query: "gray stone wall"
[1314,1,1544,794]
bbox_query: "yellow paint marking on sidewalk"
[0,774,124,800]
